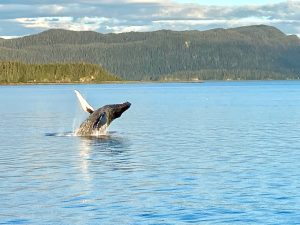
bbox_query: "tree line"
[0,61,120,83]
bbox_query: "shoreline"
[0,80,204,86]
[1,79,300,86]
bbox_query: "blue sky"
[0,0,299,38]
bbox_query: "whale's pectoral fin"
[74,90,95,114]
[93,112,107,129]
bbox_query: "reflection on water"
[78,137,92,183]
[1,82,300,224]
[77,134,132,175]
[78,133,131,157]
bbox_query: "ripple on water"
[1,82,300,224]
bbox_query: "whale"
[74,90,131,136]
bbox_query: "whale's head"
[93,102,131,127]
[109,101,131,121]
[74,90,131,136]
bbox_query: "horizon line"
[1,24,299,40]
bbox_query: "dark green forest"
[0,61,120,83]
[0,25,299,81]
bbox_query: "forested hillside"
[0,25,299,81]
[0,61,120,83]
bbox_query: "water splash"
[46,129,110,137]
[72,118,78,134]
[48,114,109,137]
[92,124,108,136]
[74,124,109,137]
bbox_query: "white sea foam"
[72,118,79,134]
[74,124,109,137]
[91,124,108,136]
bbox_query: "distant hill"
[0,25,299,81]
[0,61,120,84]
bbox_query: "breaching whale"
[74,90,131,136]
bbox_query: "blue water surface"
[0,81,300,224]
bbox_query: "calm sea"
[0,81,300,224]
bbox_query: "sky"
[0,0,299,38]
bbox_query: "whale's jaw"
[75,102,131,136]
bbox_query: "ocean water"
[0,81,300,224]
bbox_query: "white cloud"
[0,0,299,36]
[153,17,298,28]
[0,35,20,39]
[14,17,110,31]
[125,0,166,2]
[73,0,166,3]
[107,25,153,33]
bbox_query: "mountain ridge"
[0,25,299,80]
[3,25,297,45]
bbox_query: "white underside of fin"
[74,90,95,114]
